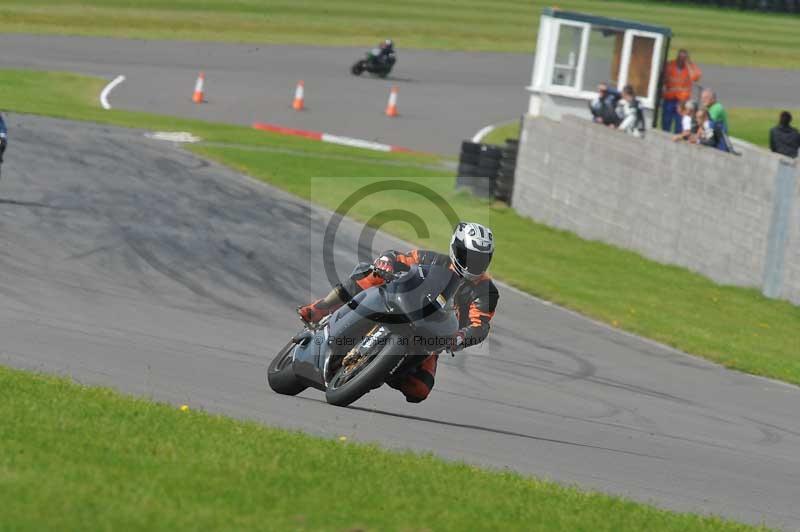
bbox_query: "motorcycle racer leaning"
[298,222,499,403]
[373,38,396,66]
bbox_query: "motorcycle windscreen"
[384,264,459,344]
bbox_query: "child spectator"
[769,111,800,158]
[694,108,729,152]
[672,100,697,142]
[589,82,621,127]
[616,85,645,138]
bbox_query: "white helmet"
[450,222,494,281]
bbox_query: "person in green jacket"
[701,88,728,133]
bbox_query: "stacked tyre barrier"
[495,139,518,204]
[456,139,518,204]
[456,141,494,198]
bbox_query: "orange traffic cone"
[192,72,205,103]
[292,80,305,111]
[385,86,399,117]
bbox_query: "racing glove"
[372,255,395,278]
[450,329,466,353]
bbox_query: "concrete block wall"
[513,114,800,304]
[779,164,800,303]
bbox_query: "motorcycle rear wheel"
[351,61,366,76]
[267,340,307,396]
[325,339,405,407]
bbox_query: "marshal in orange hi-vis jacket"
[662,52,703,102]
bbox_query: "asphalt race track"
[2,34,800,153]
[2,114,800,528]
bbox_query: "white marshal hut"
[527,8,672,124]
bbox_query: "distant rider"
[372,38,396,67]
[0,112,7,178]
[298,222,499,403]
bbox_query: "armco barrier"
[513,114,800,304]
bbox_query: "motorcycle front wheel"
[267,340,307,396]
[325,338,405,407]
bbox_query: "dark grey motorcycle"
[268,263,459,407]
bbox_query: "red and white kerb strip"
[252,122,416,154]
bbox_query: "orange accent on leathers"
[394,249,419,267]
[355,274,385,291]
[399,354,438,401]
[468,304,495,328]
[663,60,702,102]
[420,352,438,373]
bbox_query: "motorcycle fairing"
[290,264,459,390]
[291,289,383,390]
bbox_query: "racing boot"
[297,287,344,324]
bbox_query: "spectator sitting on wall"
[616,85,646,138]
[769,111,800,158]
[672,100,697,142]
[661,49,702,134]
[701,89,728,133]
[589,83,621,127]
[694,108,729,152]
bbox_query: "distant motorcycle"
[267,263,459,407]
[351,48,396,78]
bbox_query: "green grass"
[0,0,799,68]
[0,364,762,531]
[728,107,800,147]
[2,68,800,387]
[482,120,523,147]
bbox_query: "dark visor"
[454,246,492,274]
